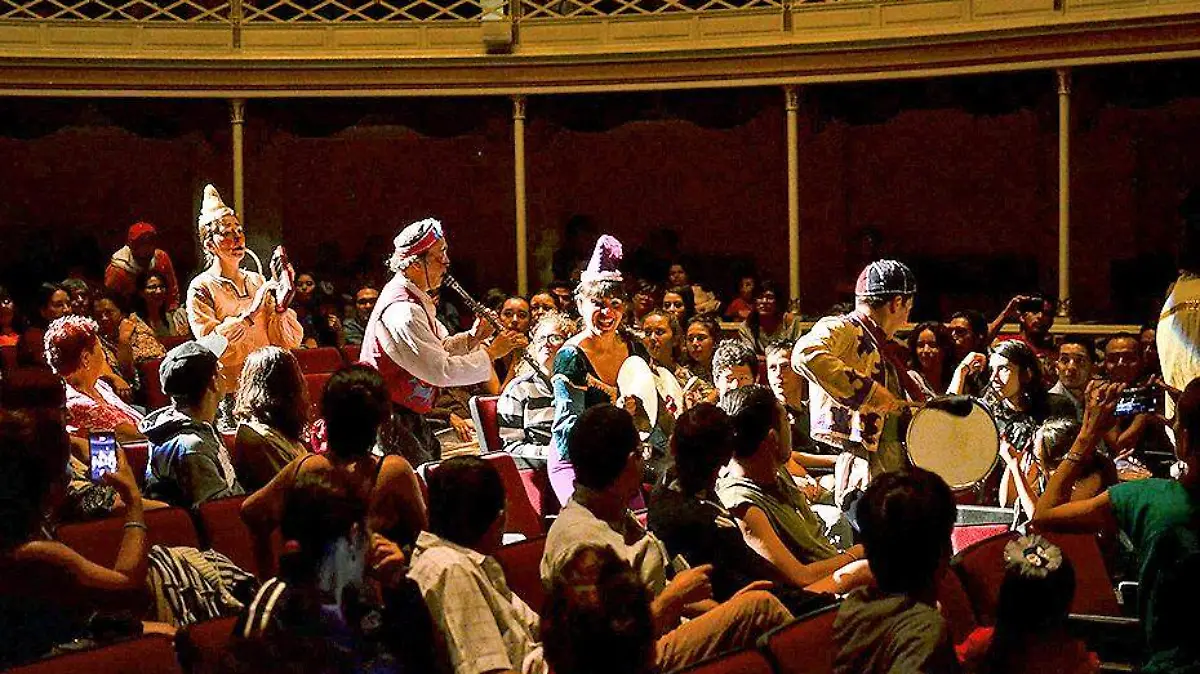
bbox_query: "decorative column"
[231,99,246,220]
[785,85,801,306]
[1056,69,1072,321]
[513,94,529,296]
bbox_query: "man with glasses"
[497,311,577,469]
[343,284,379,346]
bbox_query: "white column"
[1056,69,1071,321]
[513,94,529,296]
[231,98,246,220]
[785,85,801,306]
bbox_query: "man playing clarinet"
[360,218,527,465]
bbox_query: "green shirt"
[1109,478,1200,673]
[716,472,839,563]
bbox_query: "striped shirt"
[496,370,554,466]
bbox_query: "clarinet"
[441,274,550,386]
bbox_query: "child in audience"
[958,534,1098,674]
[226,473,435,674]
[833,468,961,674]
[541,545,658,674]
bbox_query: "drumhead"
[906,399,1000,490]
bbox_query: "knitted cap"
[854,259,917,299]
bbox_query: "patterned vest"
[359,276,440,413]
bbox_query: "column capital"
[784,85,800,112]
[512,94,527,121]
[1056,68,1071,97]
[230,99,246,126]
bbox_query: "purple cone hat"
[580,235,624,284]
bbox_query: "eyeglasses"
[539,334,567,346]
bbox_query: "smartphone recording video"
[1115,386,1164,417]
[89,431,118,482]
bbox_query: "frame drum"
[905,399,1000,490]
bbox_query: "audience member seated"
[495,295,533,385]
[2,368,168,523]
[641,309,689,388]
[667,261,720,316]
[105,221,180,311]
[632,281,662,326]
[1140,323,1161,380]
[948,309,990,364]
[342,284,380,346]
[135,270,190,338]
[1001,417,1118,527]
[682,315,720,409]
[1050,335,1096,420]
[409,456,545,674]
[227,473,436,674]
[18,281,71,366]
[548,280,576,318]
[430,383,493,457]
[47,315,144,443]
[908,321,956,395]
[737,280,803,355]
[0,284,20,347]
[950,339,1075,505]
[716,386,860,582]
[958,534,1099,674]
[233,347,311,492]
[61,277,97,319]
[765,340,837,471]
[662,285,696,331]
[712,339,758,399]
[833,468,960,674]
[649,403,841,613]
[292,272,319,339]
[724,275,756,321]
[529,290,559,325]
[0,410,154,669]
[989,295,1057,387]
[1103,333,1173,476]
[304,287,347,349]
[542,404,793,672]
[94,289,166,385]
[142,337,244,508]
[540,545,657,674]
[242,365,427,577]
[1033,379,1200,674]
[498,311,577,469]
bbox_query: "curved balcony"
[0,0,1196,94]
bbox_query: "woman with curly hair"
[233,347,311,491]
[906,321,956,395]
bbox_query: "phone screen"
[1115,386,1163,417]
[89,431,118,482]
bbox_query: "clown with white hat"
[184,184,303,418]
[358,217,527,465]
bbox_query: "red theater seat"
[195,496,258,576]
[140,357,167,410]
[0,344,17,372]
[341,344,361,364]
[8,634,181,674]
[122,441,150,487]
[468,395,501,454]
[675,649,774,674]
[953,531,1119,626]
[759,603,840,674]
[57,507,200,567]
[176,616,238,674]
[420,452,543,539]
[495,536,547,614]
[160,335,190,351]
[292,347,344,374]
[517,464,560,518]
[303,372,333,420]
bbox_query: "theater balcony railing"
[0,0,1196,93]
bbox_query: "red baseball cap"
[127,221,158,245]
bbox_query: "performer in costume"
[549,235,665,504]
[359,218,526,466]
[791,260,924,507]
[187,185,303,422]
